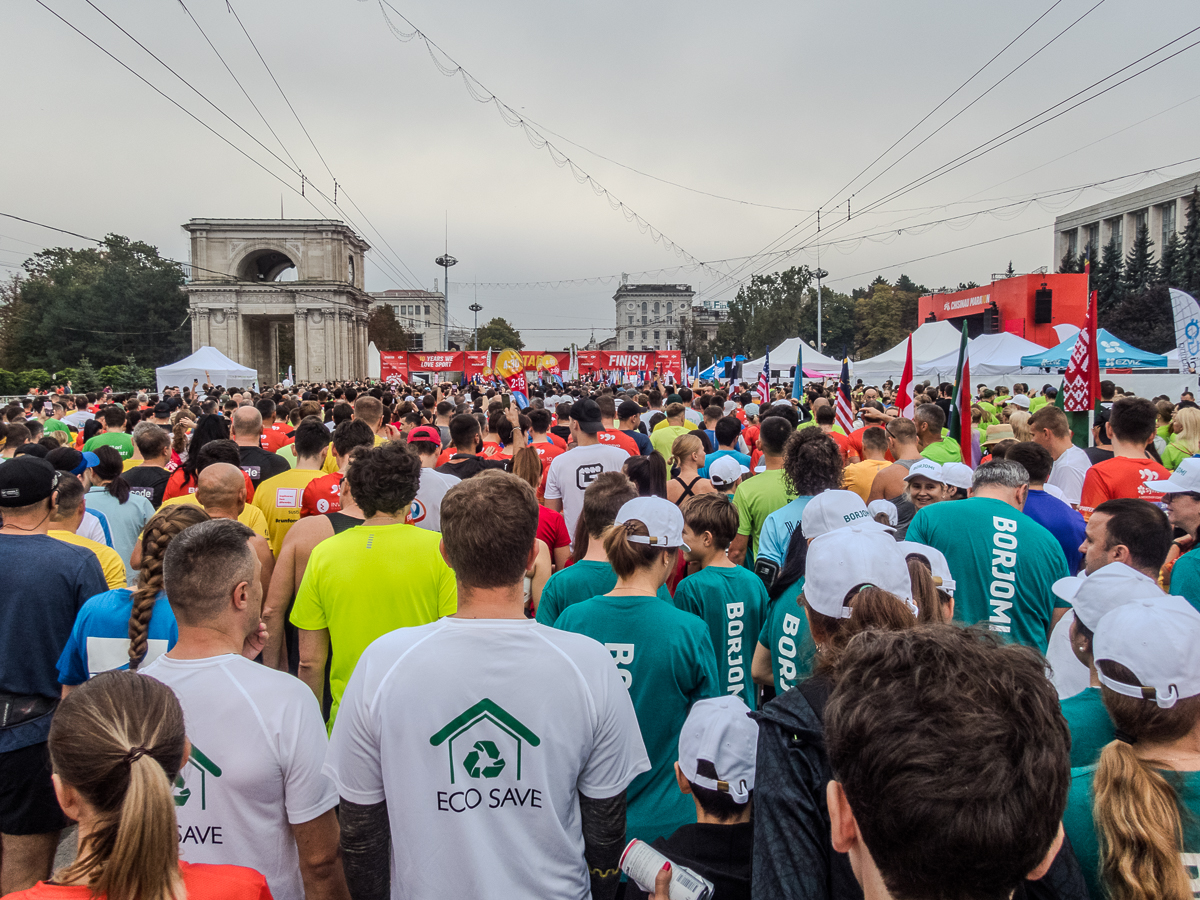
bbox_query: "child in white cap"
[627,696,758,900]
[1062,594,1200,900]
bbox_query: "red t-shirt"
[479,441,504,460]
[259,423,293,453]
[828,429,854,463]
[163,467,255,503]
[597,429,638,457]
[10,862,270,900]
[1079,455,1170,518]
[547,433,568,450]
[301,471,343,517]
[436,445,456,467]
[537,505,571,553]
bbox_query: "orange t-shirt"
[10,862,270,900]
[596,429,638,457]
[300,471,343,517]
[1078,455,1170,519]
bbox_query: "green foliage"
[0,369,17,394]
[474,317,524,351]
[1161,231,1183,288]
[855,283,908,358]
[18,368,52,390]
[1106,284,1174,354]
[1059,250,1080,274]
[799,285,856,357]
[1182,188,1200,297]
[366,306,411,352]
[97,365,126,389]
[53,357,100,393]
[0,234,188,372]
[712,267,811,359]
[1005,260,1015,277]
[1122,225,1158,296]
[1094,238,1124,317]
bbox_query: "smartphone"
[502,394,511,410]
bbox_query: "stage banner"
[408,351,465,372]
[577,351,601,373]
[656,350,682,383]
[379,351,409,382]
[463,351,491,378]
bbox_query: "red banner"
[379,351,408,382]
[381,349,682,383]
[408,351,465,371]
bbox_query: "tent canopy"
[915,332,1049,379]
[1019,328,1168,370]
[744,338,843,381]
[156,346,257,393]
[852,321,965,378]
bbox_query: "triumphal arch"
[183,219,371,383]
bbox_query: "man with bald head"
[231,406,289,488]
[195,463,275,604]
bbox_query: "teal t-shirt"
[535,560,671,626]
[905,496,1070,652]
[555,594,719,844]
[83,431,134,460]
[733,469,795,564]
[1167,549,1200,615]
[672,564,768,709]
[920,437,962,464]
[757,577,816,695]
[1060,687,1115,769]
[1064,763,1200,900]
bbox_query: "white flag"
[1171,288,1200,376]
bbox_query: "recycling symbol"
[462,740,506,779]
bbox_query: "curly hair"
[344,441,422,518]
[781,428,844,497]
[127,504,211,670]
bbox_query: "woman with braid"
[56,505,209,691]
[5,671,270,900]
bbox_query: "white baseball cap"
[940,462,974,491]
[1051,561,1163,631]
[804,526,916,619]
[896,541,957,595]
[1094,594,1200,708]
[1145,456,1200,494]
[677,696,758,804]
[904,459,946,484]
[615,497,685,548]
[801,490,878,538]
[1007,394,1031,409]
[867,498,898,526]
[708,455,747,488]
[723,401,737,414]
[745,403,761,416]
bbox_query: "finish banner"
[380,349,682,383]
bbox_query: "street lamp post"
[469,302,483,350]
[813,267,828,354]
[435,252,458,350]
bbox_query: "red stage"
[917,273,1088,346]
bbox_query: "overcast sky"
[2,0,1198,350]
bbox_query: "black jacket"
[625,822,752,900]
[751,677,1091,900]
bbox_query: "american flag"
[757,346,770,404]
[835,356,854,433]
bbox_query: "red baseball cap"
[407,426,442,445]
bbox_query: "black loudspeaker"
[734,362,744,380]
[723,360,733,379]
[1034,287,1053,324]
[983,303,1001,335]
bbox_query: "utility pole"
[813,249,828,356]
[469,302,483,350]
[435,215,457,352]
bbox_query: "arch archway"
[237,248,297,282]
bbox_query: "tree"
[854,283,907,358]
[673,316,710,366]
[955,281,981,291]
[1107,284,1174,354]
[1181,188,1200,297]
[0,234,188,372]
[1122,225,1158,296]
[1161,231,1184,288]
[1005,260,1015,277]
[474,317,524,351]
[1094,238,1124,317]
[711,267,811,360]
[366,306,410,352]
[1059,251,1080,274]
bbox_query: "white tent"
[156,346,258,393]
[851,321,965,378]
[914,332,1050,379]
[743,338,843,382]
[367,341,381,379]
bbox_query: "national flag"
[835,356,854,433]
[792,341,804,401]
[757,346,771,404]
[947,321,975,467]
[1064,263,1100,412]
[896,334,915,418]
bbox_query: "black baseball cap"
[154,401,172,417]
[617,400,641,420]
[0,456,59,507]
[570,398,604,434]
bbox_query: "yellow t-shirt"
[290,521,457,728]
[159,493,270,539]
[50,530,126,590]
[251,468,327,556]
[842,459,891,503]
[122,458,141,472]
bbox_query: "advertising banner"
[408,351,465,372]
[379,351,409,382]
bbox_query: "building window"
[667,315,673,324]
[642,331,647,341]
[411,333,424,351]
[628,316,634,325]
[627,331,634,341]
[642,302,648,313]
[1086,223,1099,259]
[425,320,430,328]
[666,302,673,313]
[628,345,634,351]
[425,304,431,315]
[1066,230,1078,259]
[1163,201,1177,246]
[642,315,647,325]
[654,331,660,341]
[1110,217,1123,256]
[653,302,660,314]
[1134,208,1148,235]
[391,304,400,317]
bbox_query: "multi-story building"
[681,298,729,345]
[369,287,446,352]
[1053,170,1198,266]
[613,282,696,352]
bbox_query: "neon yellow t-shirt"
[159,493,270,539]
[290,521,457,727]
[251,467,326,555]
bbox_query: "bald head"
[230,407,263,444]
[196,463,246,514]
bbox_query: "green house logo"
[430,699,540,785]
[174,744,221,810]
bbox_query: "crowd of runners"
[1,371,1199,900]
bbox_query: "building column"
[294,309,309,383]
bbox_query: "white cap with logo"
[940,462,974,491]
[708,455,748,488]
[904,458,946,483]
[867,498,898,526]
[896,541,957,595]
[1051,561,1163,631]
[1094,594,1200,709]
[801,490,880,538]
[676,696,758,804]
[804,526,916,619]
[614,497,685,548]
[1145,456,1200,494]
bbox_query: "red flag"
[959,355,975,467]
[896,334,915,418]
[1065,263,1099,412]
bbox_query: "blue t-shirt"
[756,495,814,571]
[700,448,752,480]
[56,589,178,685]
[1022,489,1086,574]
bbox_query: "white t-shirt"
[139,653,338,900]
[325,617,650,900]
[412,467,459,532]
[544,443,630,542]
[1049,445,1092,506]
[79,511,110,547]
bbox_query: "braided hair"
[127,505,210,670]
